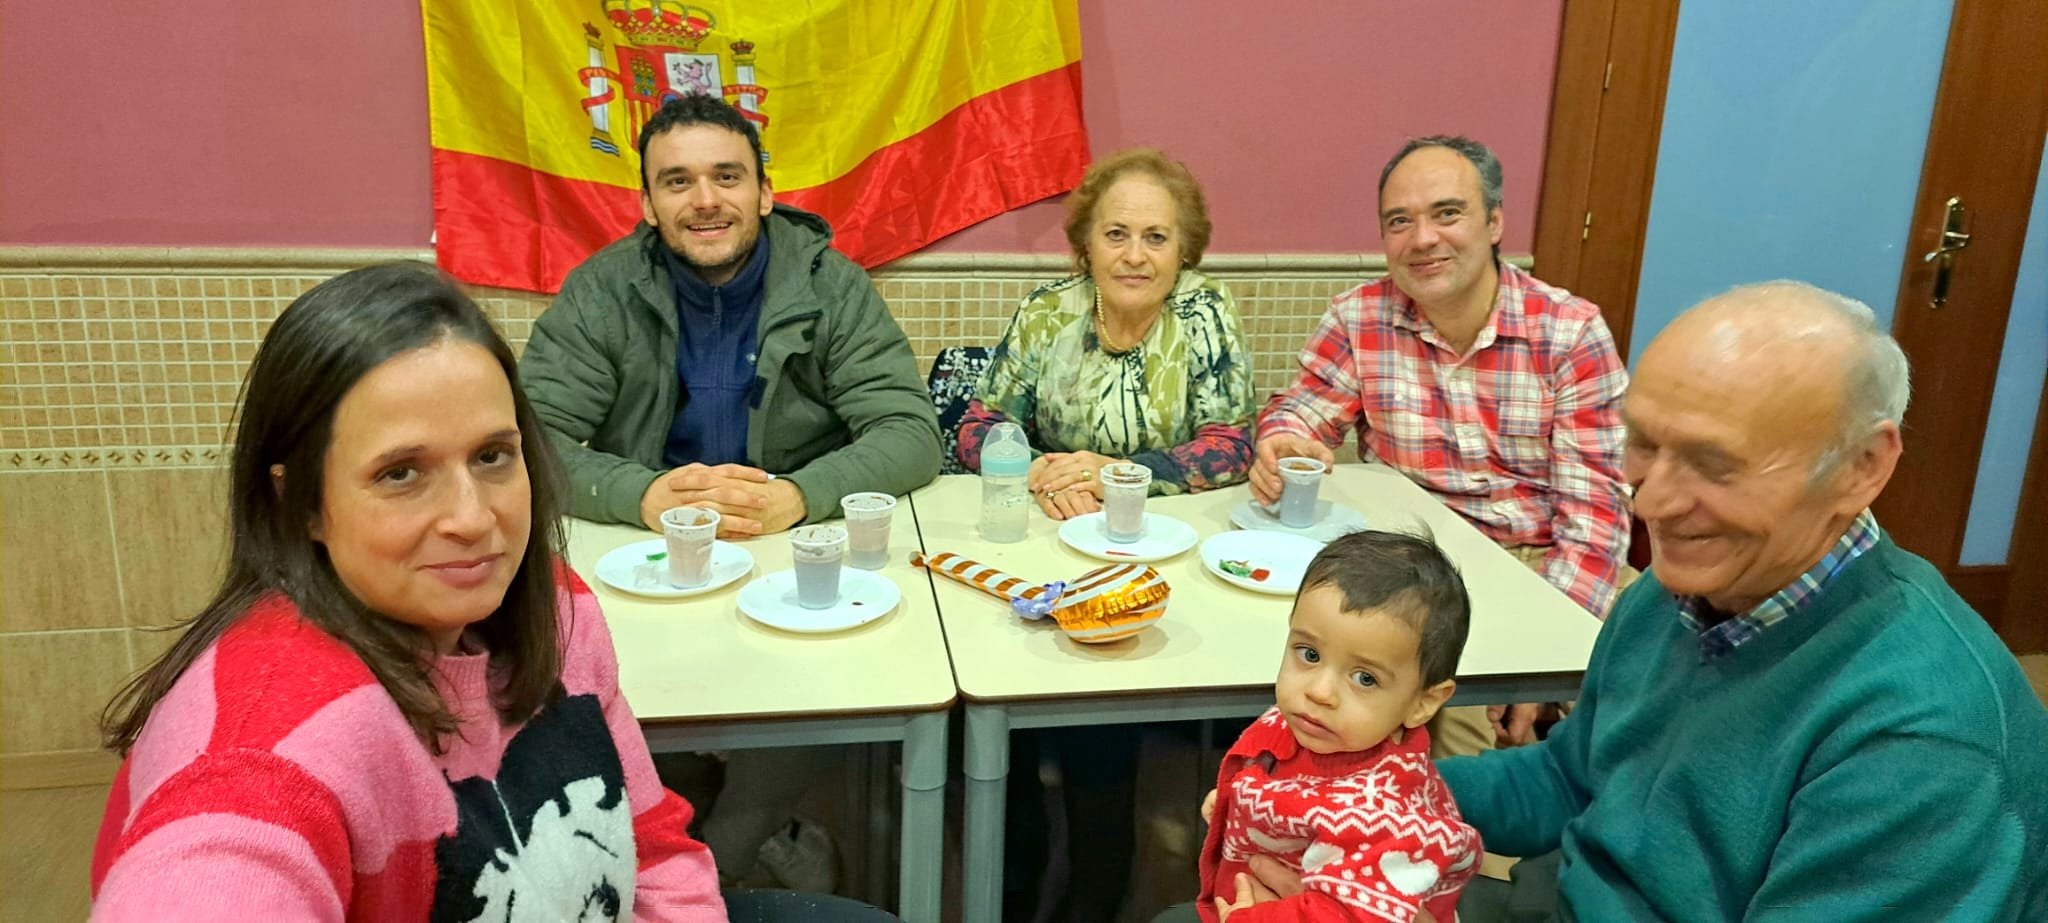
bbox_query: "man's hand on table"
[639,463,807,537]
[1249,434,1336,506]
[752,477,808,533]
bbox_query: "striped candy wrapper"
[911,551,1168,644]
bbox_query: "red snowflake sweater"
[1199,708,1480,923]
[90,571,725,921]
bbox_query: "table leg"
[963,703,1011,923]
[864,743,892,906]
[898,710,948,923]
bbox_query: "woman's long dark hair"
[103,261,568,754]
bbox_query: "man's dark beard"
[667,225,758,283]
[683,249,747,278]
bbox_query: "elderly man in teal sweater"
[1438,281,2048,921]
[1217,281,2047,921]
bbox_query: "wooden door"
[1531,0,1680,356]
[2003,381,2048,651]
[1873,0,2048,631]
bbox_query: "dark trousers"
[722,889,899,921]
[1455,851,1564,923]
[1006,724,1143,922]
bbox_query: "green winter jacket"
[519,205,940,526]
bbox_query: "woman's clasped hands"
[1029,450,1124,519]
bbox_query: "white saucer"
[594,538,754,598]
[1199,530,1324,595]
[1057,512,1199,563]
[1229,499,1369,544]
[737,568,901,633]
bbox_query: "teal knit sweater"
[1440,537,2048,921]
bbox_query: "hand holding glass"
[1276,457,1327,528]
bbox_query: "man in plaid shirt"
[1251,136,1630,753]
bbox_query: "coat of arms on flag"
[574,4,770,159]
[424,0,1089,293]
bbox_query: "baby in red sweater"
[1199,530,1481,923]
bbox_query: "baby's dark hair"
[1297,529,1471,686]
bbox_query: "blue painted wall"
[1960,134,2048,565]
[1633,1,1954,349]
[1630,0,2048,565]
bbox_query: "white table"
[907,466,1603,922]
[564,513,955,923]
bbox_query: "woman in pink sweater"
[90,263,890,921]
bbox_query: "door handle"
[1921,196,1971,309]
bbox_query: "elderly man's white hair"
[1711,280,1911,478]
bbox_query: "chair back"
[925,346,992,475]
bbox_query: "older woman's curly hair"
[1062,148,1213,271]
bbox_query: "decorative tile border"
[2,446,229,471]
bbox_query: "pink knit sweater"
[90,571,725,921]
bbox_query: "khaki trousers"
[1428,545,1563,760]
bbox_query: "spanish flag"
[423,0,1088,293]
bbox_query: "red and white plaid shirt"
[1258,262,1630,616]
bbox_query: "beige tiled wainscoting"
[0,246,1467,788]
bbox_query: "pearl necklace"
[1093,286,1152,354]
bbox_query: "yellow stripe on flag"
[425,0,1087,289]
[425,0,1081,192]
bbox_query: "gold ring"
[1081,469,1093,481]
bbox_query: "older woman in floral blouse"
[952,148,1256,921]
[957,147,1255,520]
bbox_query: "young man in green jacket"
[1212,281,2048,922]
[521,94,939,537]
[518,94,940,893]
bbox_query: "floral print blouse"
[956,270,1255,494]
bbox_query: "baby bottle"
[979,422,1032,543]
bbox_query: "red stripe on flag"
[433,61,1084,291]
[778,62,1088,268]
[431,150,643,293]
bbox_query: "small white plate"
[1229,499,1369,544]
[594,538,754,598]
[1199,530,1324,595]
[1057,512,1199,563]
[737,568,901,633]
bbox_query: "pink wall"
[935,2,1563,255]
[0,1,1561,254]
[0,1,434,247]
